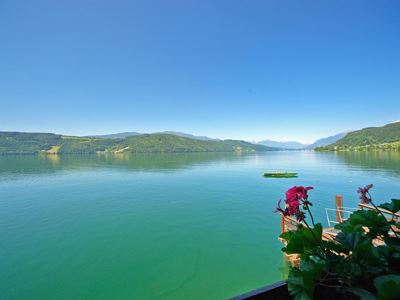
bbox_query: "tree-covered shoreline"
[316,122,400,151]
[0,132,277,155]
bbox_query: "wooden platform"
[279,214,336,266]
[279,199,400,266]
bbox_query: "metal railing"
[325,206,357,228]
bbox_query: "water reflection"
[0,153,250,178]
[333,151,400,176]
[1,151,400,179]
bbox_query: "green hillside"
[0,132,276,155]
[115,134,272,153]
[316,122,400,151]
[0,132,63,155]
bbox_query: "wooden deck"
[279,197,400,266]
[279,214,336,266]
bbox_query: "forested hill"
[0,132,277,155]
[316,122,400,151]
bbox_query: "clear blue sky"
[1,1,399,143]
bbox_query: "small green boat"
[263,172,298,178]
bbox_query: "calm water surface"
[1,151,400,299]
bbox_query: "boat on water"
[263,172,298,178]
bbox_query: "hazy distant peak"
[306,132,349,149]
[88,131,220,141]
[159,131,220,141]
[257,139,306,149]
[86,130,351,148]
[257,131,352,150]
[87,132,141,139]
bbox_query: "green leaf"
[335,231,369,252]
[336,210,390,238]
[354,237,382,264]
[384,236,400,247]
[324,240,350,255]
[378,199,400,214]
[287,276,313,300]
[334,261,363,278]
[301,223,323,250]
[282,223,323,256]
[287,260,324,300]
[279,230,294,242]
[351,288,378,300]
[374,275,400,300]
[334,232,386,276]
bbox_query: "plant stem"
[303,219,326,258]
[305,205,316,226]
[320,277,342,282]
[316,282,342,288]
[321,271,339,280]
[367,193,399,239]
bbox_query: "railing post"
[335,195,343,223]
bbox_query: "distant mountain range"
[257,140,305,149]
[257,132,349,149]
[316,121,400,151]
[94,131,347,149]
[306,132,349,149]
[158,131,219,141]
[2,121,398,155]
[0,132,277,155]
[88,132,141,139]
[89,131,219,141]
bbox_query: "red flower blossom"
[285,186,314,206]
[276,186,314,221]
[286,186,313,200]
[357,184,373,204]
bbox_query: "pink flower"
[276,186,314,221]
[275,198,301,219]
[286,186,314,202]
[357,184,373,204]
[301,186,314,199]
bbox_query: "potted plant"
[276,185,400,300]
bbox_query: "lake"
[1,151,400,299]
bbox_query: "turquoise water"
[1,151,400,299]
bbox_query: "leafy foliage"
[378,199,400,214]
[335,210,391,239]
[287,259,325,300]
[281,224,323,257]
[374,275,400,300]
[279,197,400,300]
